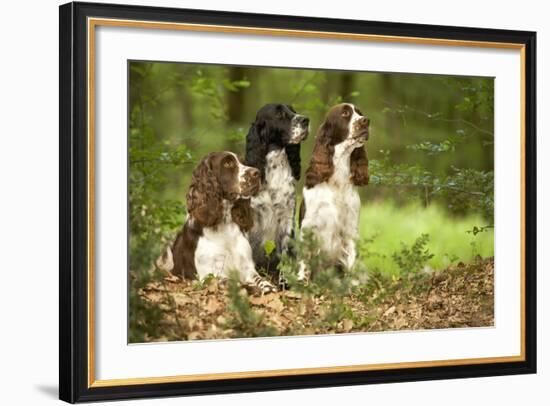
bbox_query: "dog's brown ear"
[231,198,254,232]
[186,155,223,227]
[304,123,335,188]
[350,146,369,186]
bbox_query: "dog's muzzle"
[290,115,310,143]
[354,117,370,141]
[240,168,261,197]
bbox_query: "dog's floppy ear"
[285,103,303,179]
[350,146,369,186]
[244,120,269,181]
[285,144,301,180]
[231,198,254,232]
[186,155,223,227]
[304,123,335,188]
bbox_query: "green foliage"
[375,76,494,226]
[370,151,494,223]
[407,139,457,154]
[468,225,494,236]
[129,100,192,272]
[190,69,251,120]
[279,230,365,298]
[358,203,493,275]
[224,272,278,338]
[319,302,354,327]
[356,233,449,306]
[391,233,434,275]
[223,78,251,92]
[278,230,372,329]
[279,229,330,290]
[264,240,276,257]
[192,273,216,290]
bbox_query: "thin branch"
[373,182,486,197]
[130,158,197,166]
[383,102,494,137]
[290,73,319,104]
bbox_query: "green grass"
[358,202,494,276]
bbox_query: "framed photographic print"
[59,1,537,403]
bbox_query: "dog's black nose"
[359,117,370,127]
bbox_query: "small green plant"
[319,302,353,327]
[264,240,276,257]
[192,273,216,290]
[261,239,277,277]
[468,225,494,236]
[224,271,277,338]
[278,229,332,289]
[391,233,435,275]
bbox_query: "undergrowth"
[224,271,278,338]
[130,207,494,341]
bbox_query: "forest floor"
[136,257,494,342]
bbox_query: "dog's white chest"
[264,149,294,195]
[251,149,296,241]
[301,180,360,263]
[193,203,254,280]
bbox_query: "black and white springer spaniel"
[244,104,309,282]
[299,103,370,278]
[156,151,276,294]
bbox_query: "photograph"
[128,61,495,343]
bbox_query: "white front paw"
[258,279,277,294]
[247,274,277,295]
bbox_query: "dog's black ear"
[244,120,268,181]
[285,144,301,180]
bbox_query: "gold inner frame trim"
[90,355,524,388]
[87,17,527,388]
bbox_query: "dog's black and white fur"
[244,104,309,282]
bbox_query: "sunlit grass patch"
[358,202,494,276]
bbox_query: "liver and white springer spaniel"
[157,151,276,294]
[244,104,309,283]
[299,103,370,278]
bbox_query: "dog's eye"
[224,160,235,168]
[342,109,351,118]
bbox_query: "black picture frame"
[59,1,537,403]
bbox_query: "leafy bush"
[391,233,435,275]
[358,203,494,275]
[370,154,494,224]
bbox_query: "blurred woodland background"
[129,61,495,342]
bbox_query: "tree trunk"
[339,72,354,102]
[227,67,248,125]
[382,74,398,140]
